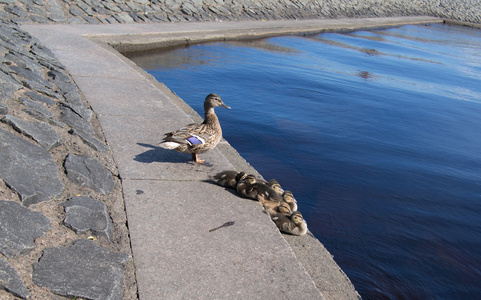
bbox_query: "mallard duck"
[264,201,292,216]
[258,190,297,212]
[267,179,284,194]
[271,211,308,236]
[235,174,258,199]
[211,170,247,189]
[158,93,230,163]
[281,190,298,212]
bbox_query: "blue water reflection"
[128,23,481,299]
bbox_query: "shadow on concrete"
[135,142,190,163]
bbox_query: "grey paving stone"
[97,15,109,24]
[83,15,101,24]
[0,256,30,299]
[128,12,142,22]
[31,44,61,67]
[113,12,134,23]
[105,15,118,23]
[69,127,109,153]
[0,128,64,206]
[69,5,84,16]
[92,6,111,15]
[24,90,56,107]
[181,2,197,15]
[77,1,95,16]
[4,5,27,18]
[47,70,76,96]
[0,70,23,99]
[2,114,62,150]
[19,97,55,119]
[32,239,130,300]
[10,64,53,90]
[46,13,66,22]
[64,154,115,195]
[67,16,88,24]
[26,4,45,15]
[29,14,50,23]
[102,2,122,13]
[58,105,95,134]
[0,200,51,258]
[60,196,113,241]
[0,102,7,115]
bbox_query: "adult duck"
[159,93,230,163]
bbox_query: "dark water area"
[128,23,481,299]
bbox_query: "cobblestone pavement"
[1,0,481,25]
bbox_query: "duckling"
[235,174,258,199]
[211,170,246,189]
[159,93,230,163]
[271,211,308,236]
[264,201,292,216]
[258,190,297,212]
[267,179,284,194]
[281,190,298,212]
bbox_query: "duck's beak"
[220,101,231,109]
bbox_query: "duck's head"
[291,211,304,224]
[277,202,292,214]
[244,174,257,185]
[235,171,247,182]
[282,191,297,203]
[205,93,231,111]
[268,179,284,193]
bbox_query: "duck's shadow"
[135,143,191,164]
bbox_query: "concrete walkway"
[23,16,441,299]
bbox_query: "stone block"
[58,105,95,134]
[2,115,62,150]
[0,102,7,115]
[32,239,130,300]
[0,129,64,206]
[69,127,109,153]
[0,257,30,299]
[24,90,56,107]
[64,154,115,195]
[60,196,113,241]
[0,200,51,258]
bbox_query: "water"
[127,23,481,299]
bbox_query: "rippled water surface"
[128,23,481,299]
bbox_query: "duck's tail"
[158,141,180,149]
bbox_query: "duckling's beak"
[220,101,231,109]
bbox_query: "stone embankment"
[0,18,136,299]
[1,0,481,25]
[0,0,480,299]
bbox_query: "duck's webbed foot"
[192,153,205,164]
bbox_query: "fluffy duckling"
[267,179,284,194]
[235,174,258,199]
[271,211,308,236]
[281,190,298,212]
[264,201,292,216]
[236,175,299,213]
[258,190,297,212]
[159,93,230,163]
[211,170,247,189]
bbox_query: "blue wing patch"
[186,135,205,145]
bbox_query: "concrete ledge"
[86,16,443,53]
[22,17,443,299]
